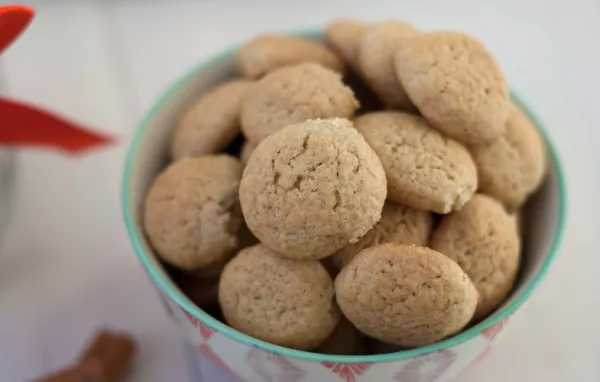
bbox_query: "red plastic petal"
[0,97,115,154]
[0,5,35,55]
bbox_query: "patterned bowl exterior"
[157,291,509,382]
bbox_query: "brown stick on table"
[34,329,135,382]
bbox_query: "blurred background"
[0,0,598,381]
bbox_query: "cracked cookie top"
[219,244,340,350]
[355,111,477,213]
[430,194,521,320]
[394,32,509,144]
[239,118,387,260]
[144,155,243,270]
[240,63,359,143]
[335,243,478,348]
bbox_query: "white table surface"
[0,1,598,381]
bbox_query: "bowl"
[122,31,566,381]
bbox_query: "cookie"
[171,80,253,160]
[144,155,243,270]
[316,316,364,355]
[358,21,418,109]
[239,118,387,260]
[430,194,521,320]
[331,201,433,268]
[355,111,478,213]
[470,102,547,208]
[241,63,359,142]
[239,140,258,166]
[236,35,344,79]
[219,244,340,350]
[336,243,478,347]
[324,19,368,70]
[395,32,509,144]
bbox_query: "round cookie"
[316,317,365,355]
[324,19,368,71]
[358,21,418,109]
[394,32,509,144]
[241,63,359,142]
[240,140,258,166]
[331,201,433,268]
[219,244,340,350]
[240,118,387,260]
[171,80,253,160]
[355,111,478,213]
[430,194,521,320]
[144,155,243,270]
[336,243,478,348]
[470,102,547,208]
[236,35,344,79]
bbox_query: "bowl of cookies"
[123,20,566,382]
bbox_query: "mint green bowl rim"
[122,30,567,364]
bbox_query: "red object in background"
[0,98,114,154]
[0,5,116,154]
[0,5,34,55]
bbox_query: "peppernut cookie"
[430,194,521,320]
[316,316,365,355]
[358,21,418,109]
[171,80,253,160]
[241,63,359,142]
[355,111,477,213]
[331,201,433,268]
[239,118,387,260]
[470,102,547,208]
[395,32,509,144]
[324,19,368,71]
[144,155,243,270]
[236,35,344,79]
[219,244,340,350]
[335,243,478,347]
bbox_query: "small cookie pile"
[143,19,547,355]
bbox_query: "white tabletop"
[0,1,598,381]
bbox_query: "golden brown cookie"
[241,63,359,142]
[355,111,478,213]
[395,32,509,144]
[470,102,547,208]
[324,19,368,71]
[358,21,418,109]
[236,35,344,79]
[331,201,433,268]
[219,244,340,350]
[336,243,478,347]
[239,140,258,166]
[144,155,243,270]
[239,118,387,260]
[171,80,253,160]
[430,194,521,320]
[315,316,365,355]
